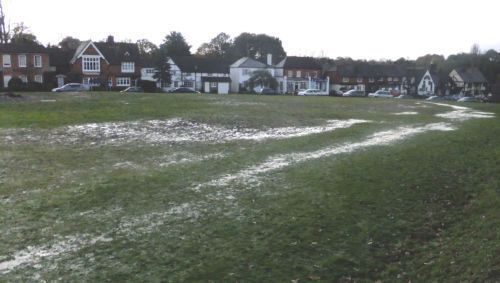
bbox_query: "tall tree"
[137,39,158,56]
[10,22,38,44]
[152,49,171,87]
[233,33,286,62]
[196,32,233,59]
[58,36,81,51]
[159,31,191,57]
[245,70,278,90]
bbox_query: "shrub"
[8,77,26,91]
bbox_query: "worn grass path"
[0,92,499,281]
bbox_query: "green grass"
[0,92,499,281]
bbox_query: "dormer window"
[82,56,100,73]
[122,62,135,73]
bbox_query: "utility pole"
[0,0,8,44]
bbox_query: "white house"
[229,55,276,93]
[167,56,230,94]
[416,70,439,96]
[449,68,488,96]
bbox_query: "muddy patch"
[194,122,456,191]
[1,118,369,146]
[430,102,495,121]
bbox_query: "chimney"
[267,53,272,66]
[107,35,115,44]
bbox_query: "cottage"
[168,56,230,94]
[0,42,50,87]
[449,68,487,96]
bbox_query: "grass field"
[1,92,499,282]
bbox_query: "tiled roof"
[337,64,406,77]
[94,42,141,65]
[172,56,230,74]
[230,57,269,68]
[455,68,488,83]
[276,56,321,70]
[0,42,46,53]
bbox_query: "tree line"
[3,21,500,86]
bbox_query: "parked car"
[120,86,144,93]
[329,90,343,96]
[342,90,365,97]
[298,89,327,96]
[457,96,481,103]
[169,87,200,94]
[52,83,88,92]
[258,88,277,95]
[368,90,393,98]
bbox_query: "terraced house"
[0,42,50,88]
[68,36,141,88]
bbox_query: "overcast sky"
[4,0,499,60]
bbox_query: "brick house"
[69,36,141,88]
[0,42,51,88]
[327,64,409,94]
[275,56,328,94]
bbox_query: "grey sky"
[4,0,499,60]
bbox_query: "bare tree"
[0,0,10,44]
[470,43,481,55]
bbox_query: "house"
[275,56,328,94]
[0,42,51,88]
[415,69,440,96]
[168,56,230,94]
[69,36,142,88]
[47,47,73,87]
[327,64,408,94]
[449,68,488,96]
[230,55,276,93]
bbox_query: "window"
[342,77,349,83]
[34,75,43,83]
[34,55,42,67]
[387,77,393,82]
[210,82,217,88]
[145,68,155,74]
[18,55,27,67]
[121,62,135,73]
[82,56,100,72]
[356,77,363,83]
[3,54,11,67]
[288,70,293,77]
[183,81,193,87]
[3,75,11,87]
[296,71,302,77]
[378,77,384,82]
[394,77,399,82]
[311,72,317,78]
[243,69,253,75]
[369,77,375,83]
[116,77,131,86]
[300,82,307,89]
[19,75,28,83]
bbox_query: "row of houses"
[0,37,490,95]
